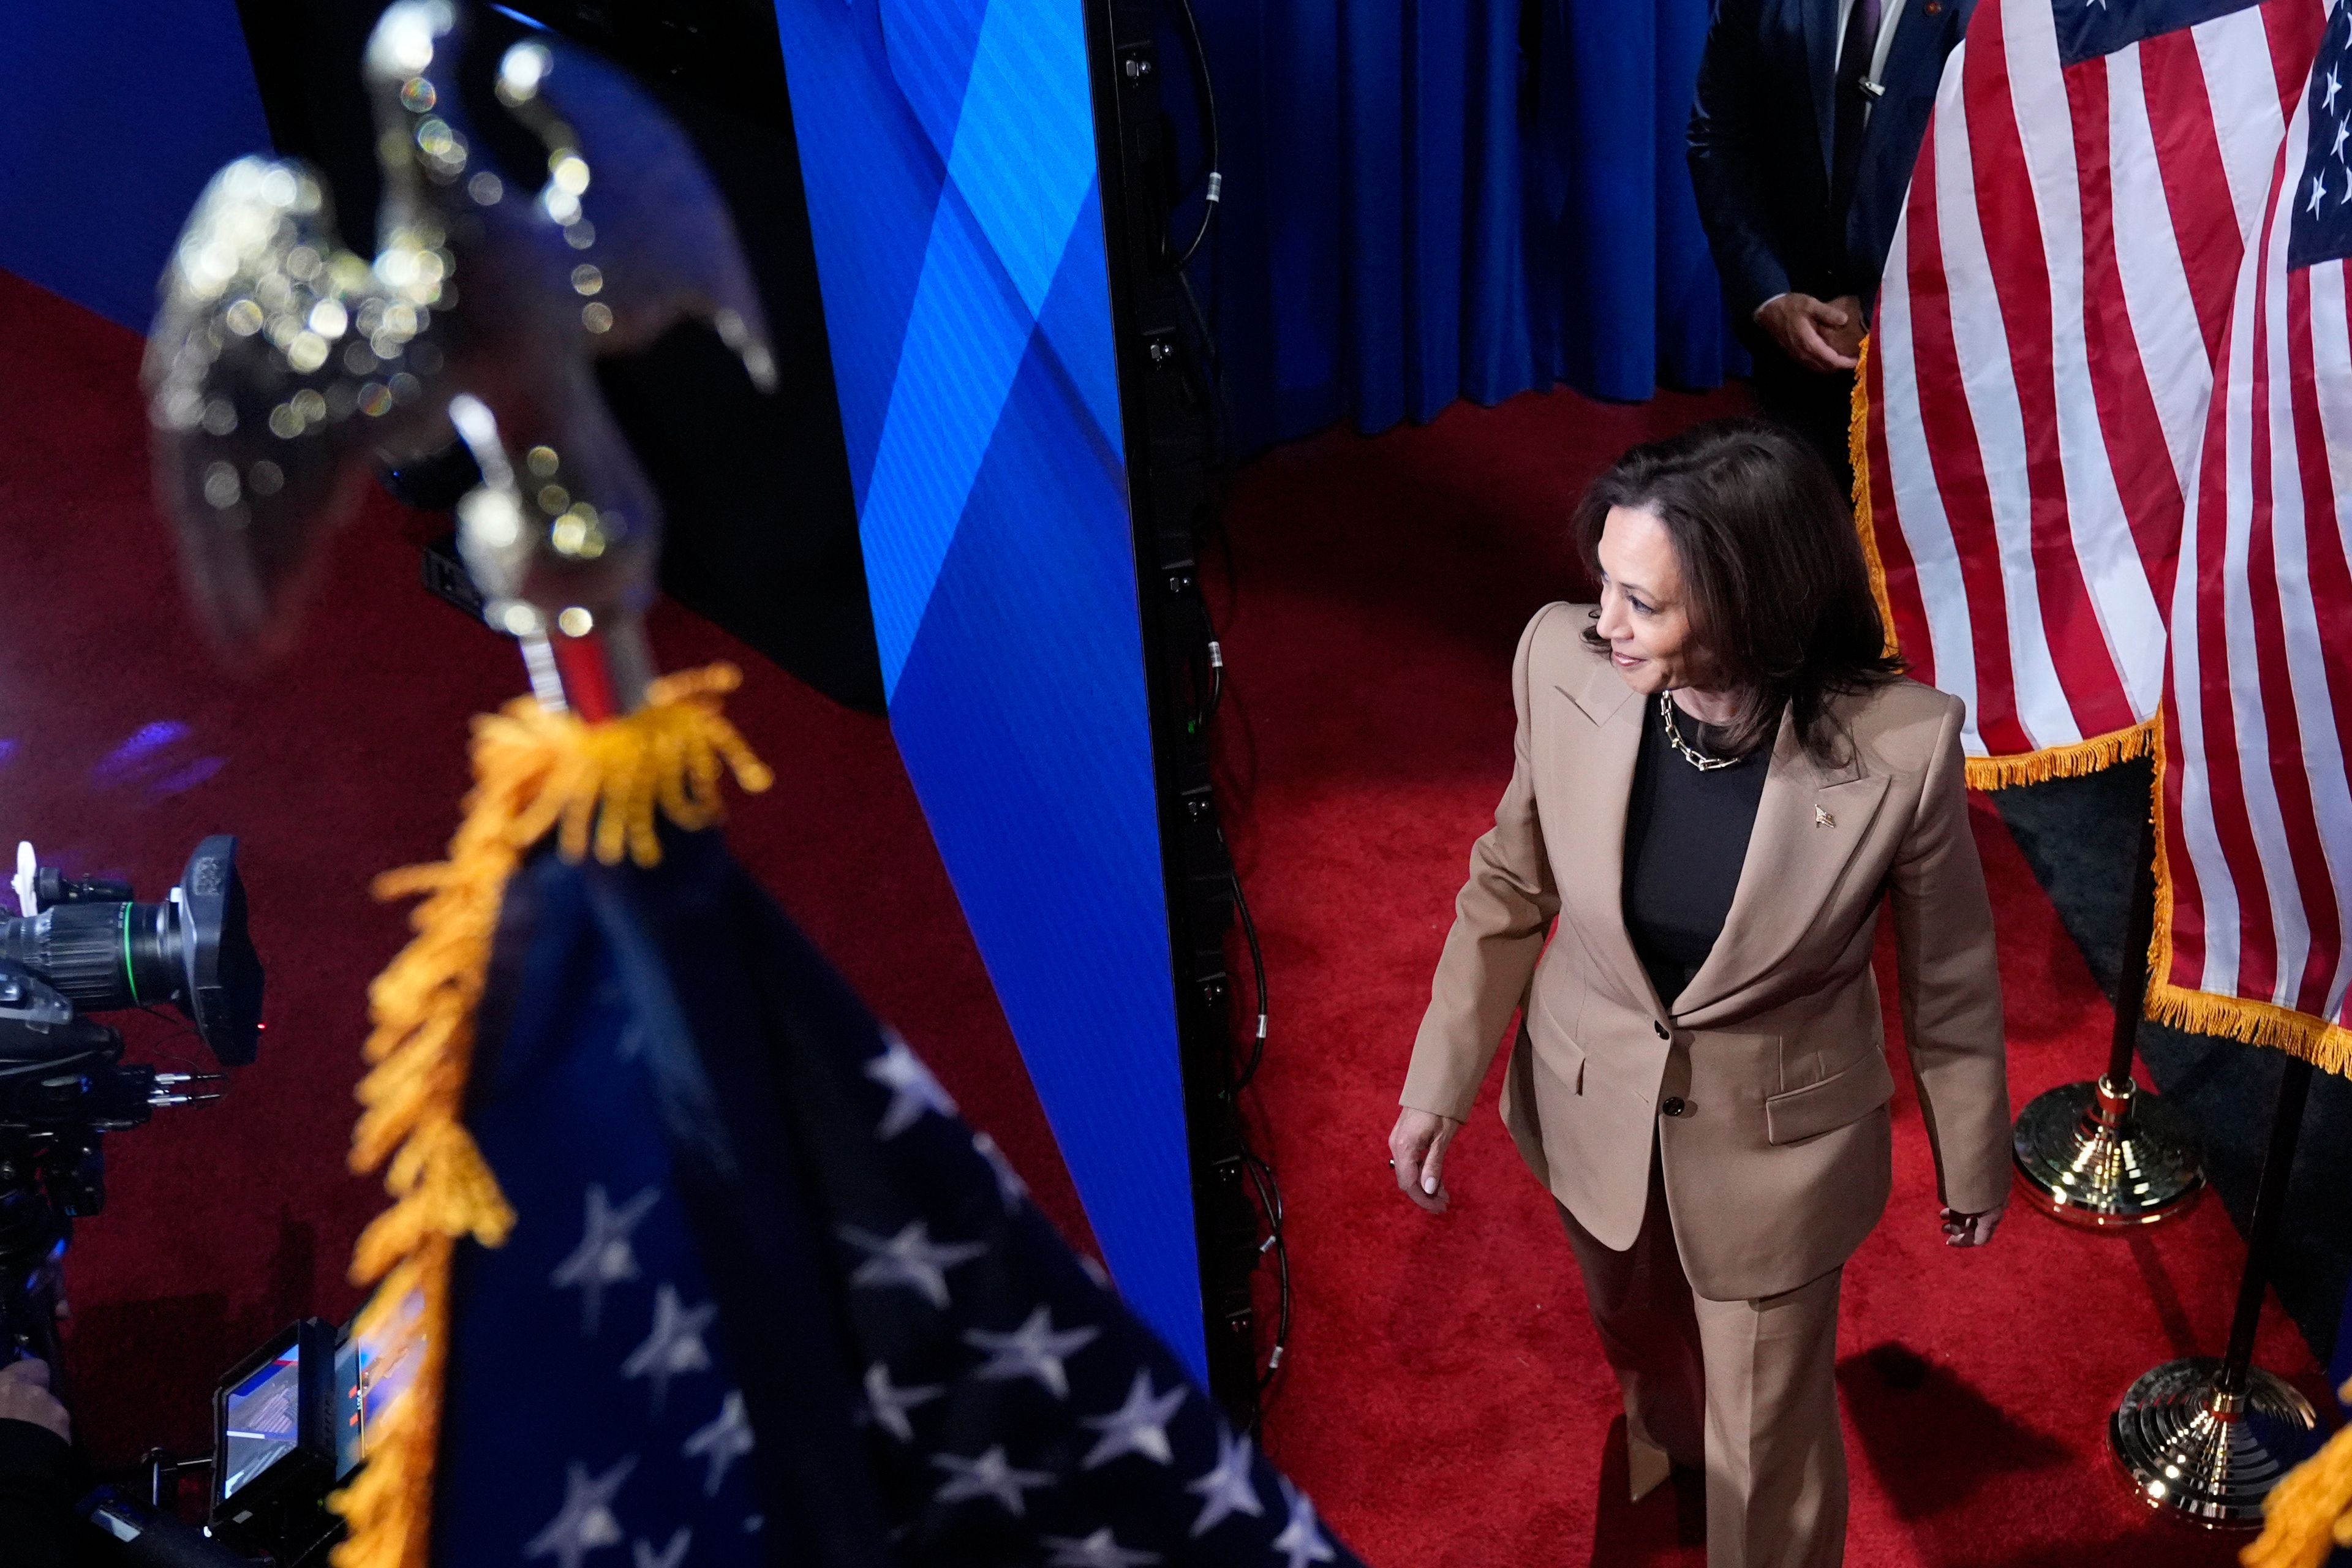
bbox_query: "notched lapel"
[1674,712,1891,1020]
[1546,664,1662,1017]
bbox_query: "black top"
[1622,694,1772,1008]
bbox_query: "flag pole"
[2110,1057,2321,1525]
[2011,805,2205,1226]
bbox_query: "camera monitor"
[332,1294,423,1479]
[210,1317,337,1552]
[219,1340,302,1498]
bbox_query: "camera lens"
[0,837,263,1063]
[0,902,184,1014]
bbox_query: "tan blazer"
[1402,601,2011,1301]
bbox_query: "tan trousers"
[1558,1155,1847,1568]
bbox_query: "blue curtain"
[1182,0,1745,454]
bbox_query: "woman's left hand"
[1940,1201,2005,1247]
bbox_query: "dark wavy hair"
[1574,417,1902,764]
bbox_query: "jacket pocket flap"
[1526,1029,1585,1096]
[1763,1049,1895,1145]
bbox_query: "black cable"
[1228,867,1267,1088]
[129,1004,216,1079]
[1166,0,1221,270]
[1238,1150,1289,1408]
[1159,0,1286,1414]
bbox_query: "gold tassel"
[326,664,771,1568]
[2242,1378,2352,1568]
[1848,335,1903,661]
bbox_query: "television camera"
[0,835,265,1371]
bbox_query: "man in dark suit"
[1689,0,1975,494]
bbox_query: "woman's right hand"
[1388,1106,1463,1214]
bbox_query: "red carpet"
[1214,393,2334,1566]
[1,263,2331,1564]
[0,268,1090,1466]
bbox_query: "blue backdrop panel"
[0,0,272,331]
[1180,0,1745,453]
[770,0,1205,1376]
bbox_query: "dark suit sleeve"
[1688,0,1796,320]
[1888,700,2012,1216]
[1400,604,1564,1122]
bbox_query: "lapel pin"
[1815,805,1836,829]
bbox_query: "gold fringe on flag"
[2141,716,2352,1076]
[1848,335,1901,663]
[326,663,772,1568]
[2243,1381,2352,1568]
[1845,334,2157,791]
[1960,721,2156,791]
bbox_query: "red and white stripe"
[1863,0,2324,764]
[2160,56,2352,1036]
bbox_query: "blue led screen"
[769,0,1202,1373]
[0,0,272,330]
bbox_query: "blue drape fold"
[1185,0,1744,455]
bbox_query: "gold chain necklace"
[1659,692,1738,772]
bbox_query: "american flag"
[1860,0,2324,778]
[2147,0,2352,1061]
[428,830,1365,1567]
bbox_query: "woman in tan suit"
[1388,420,2011,1568]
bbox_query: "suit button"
[1653,1020,1668,1039]
[1660,1096,1687,1118]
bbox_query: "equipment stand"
[2110,1058,2321,1525]
[2013,809,2205,1226]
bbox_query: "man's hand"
[1820,294,1865,363]
[1940,1200,2006,1248]
[0,1357,69,1444]
[1387,1107,1462,1215]
[1755,292,1862,373]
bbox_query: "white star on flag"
[620,1284,717,1416]
[2329,63,2344,114]
[1043,1527,1164,1567]
[863,1361,945,1443]
[680,1390,756,1496]
[631,1528,690,1568]
[972,1130,1029,1210]
[839,1220,988,1309]
[1185,1427,1264,1537]
[523,1455,637,1568]
[865,1028,957,1137]
[1272,1479,1338,1568]
[2313,170,2329,217]
[963,1305,1101,1400]
[1079,1369,1187,1469]
[2333,116,2350,164]
[930,1445,1055,1515]
[548,1184,659,1338]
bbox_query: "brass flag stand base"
[2013,813,2205,1226]
[2111,1358,2318,1526]
[2111,1058,2321,1526]
[2013,1073,2204,1227]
